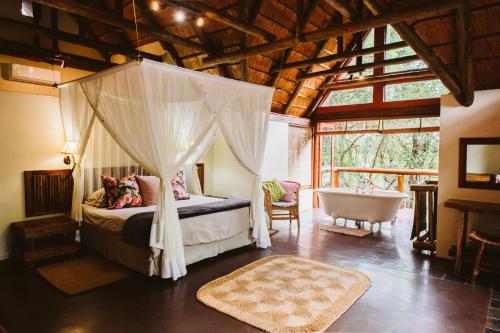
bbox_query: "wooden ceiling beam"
[271,40,406,73]
[202,0,462,67]
[165,0,275,42]
[304,35,366,117]
[455,0,474,106]
[30,0,205,51]
[363,0,462,104]
[266,0,320,87]
[0,38,111,72]
[134,0,183,67]
[321,69,436,89]
[299,54,420,80]
[0,16,162,62]
[322,0,356,18]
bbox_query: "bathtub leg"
[391,217,397,225]
[370,223,374,231]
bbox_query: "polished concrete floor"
[0,209,496,333]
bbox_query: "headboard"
[24,169,73,217]
[83,163,205,197]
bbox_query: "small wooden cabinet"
[11,216,79,266]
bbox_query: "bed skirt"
[81,221,254,276]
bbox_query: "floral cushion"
[101,175,143,209]
[171,171,190,200]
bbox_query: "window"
[384,80,449,102]
[322,86,373,107]
[385,25,426,73]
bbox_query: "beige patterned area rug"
[197,255,371,333]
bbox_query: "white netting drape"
[59,60,273,280]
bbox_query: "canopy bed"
[59,59,274,280]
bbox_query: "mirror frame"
[458,137,500,190]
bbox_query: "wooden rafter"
[267,0,320,87]
[202,0,462,67]
[165,0,275,41]
[272,41,406,73]
[0,17,162,62]
[323,0,356,19]
[134,0,183,67]
[363,0,463,105]
[298,54,421,80]
[304,34,367,117]
[30,0,205,51]
[0,38,110,72]
[321,69,436,89]
[455,0,474,106]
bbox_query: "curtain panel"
[59,59,274,280]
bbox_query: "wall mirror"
[459,137,500,190]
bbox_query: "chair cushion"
[263,179,288,202]
[272,201,297,208]
[279,181,297,202]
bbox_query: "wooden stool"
[469,230,500,285]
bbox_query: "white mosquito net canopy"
[59,59,274,280]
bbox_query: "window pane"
[322,86,373,106]
[321,136,332,187]
[385,26,426,73]
[384,80,449,102]
[386,25,402,43]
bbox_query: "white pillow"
[85,188,106,208]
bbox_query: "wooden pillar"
[312,127,321,208]
[333,170,340,188]
[329,135,335,188]
[397,175,404,192]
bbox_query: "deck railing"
[327,167,438,193]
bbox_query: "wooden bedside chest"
[11,216,80,266]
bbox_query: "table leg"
[455,210,469,275]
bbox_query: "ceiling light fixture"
[150,0,160,11]
[195,16,205,27]
[174,10,186,22]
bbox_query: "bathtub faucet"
[356,179,373,194]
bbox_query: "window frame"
[316,26,445,119]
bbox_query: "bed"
[81,195,254,276]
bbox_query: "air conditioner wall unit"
[1,63,61,86]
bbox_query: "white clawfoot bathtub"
[315,188,408,229]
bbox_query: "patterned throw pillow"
[101,175,143,209]
[171,171,190,200]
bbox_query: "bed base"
[81,221,254,276]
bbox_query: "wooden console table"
[444,199,500,274]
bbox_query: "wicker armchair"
[262,180,300,230]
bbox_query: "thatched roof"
[1,0,498,118]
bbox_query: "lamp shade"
[61,141,78,155]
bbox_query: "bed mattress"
[82,195,250,246]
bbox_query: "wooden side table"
[11,216,80,266]
[444,199,500,275]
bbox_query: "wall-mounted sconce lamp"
[61,141,78,170]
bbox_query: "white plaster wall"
[437,90,500,258]
[205,121,289,199]
[0,91,66,260]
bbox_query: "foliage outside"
[320,119,440,207]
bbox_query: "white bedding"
[82,195,250,246]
